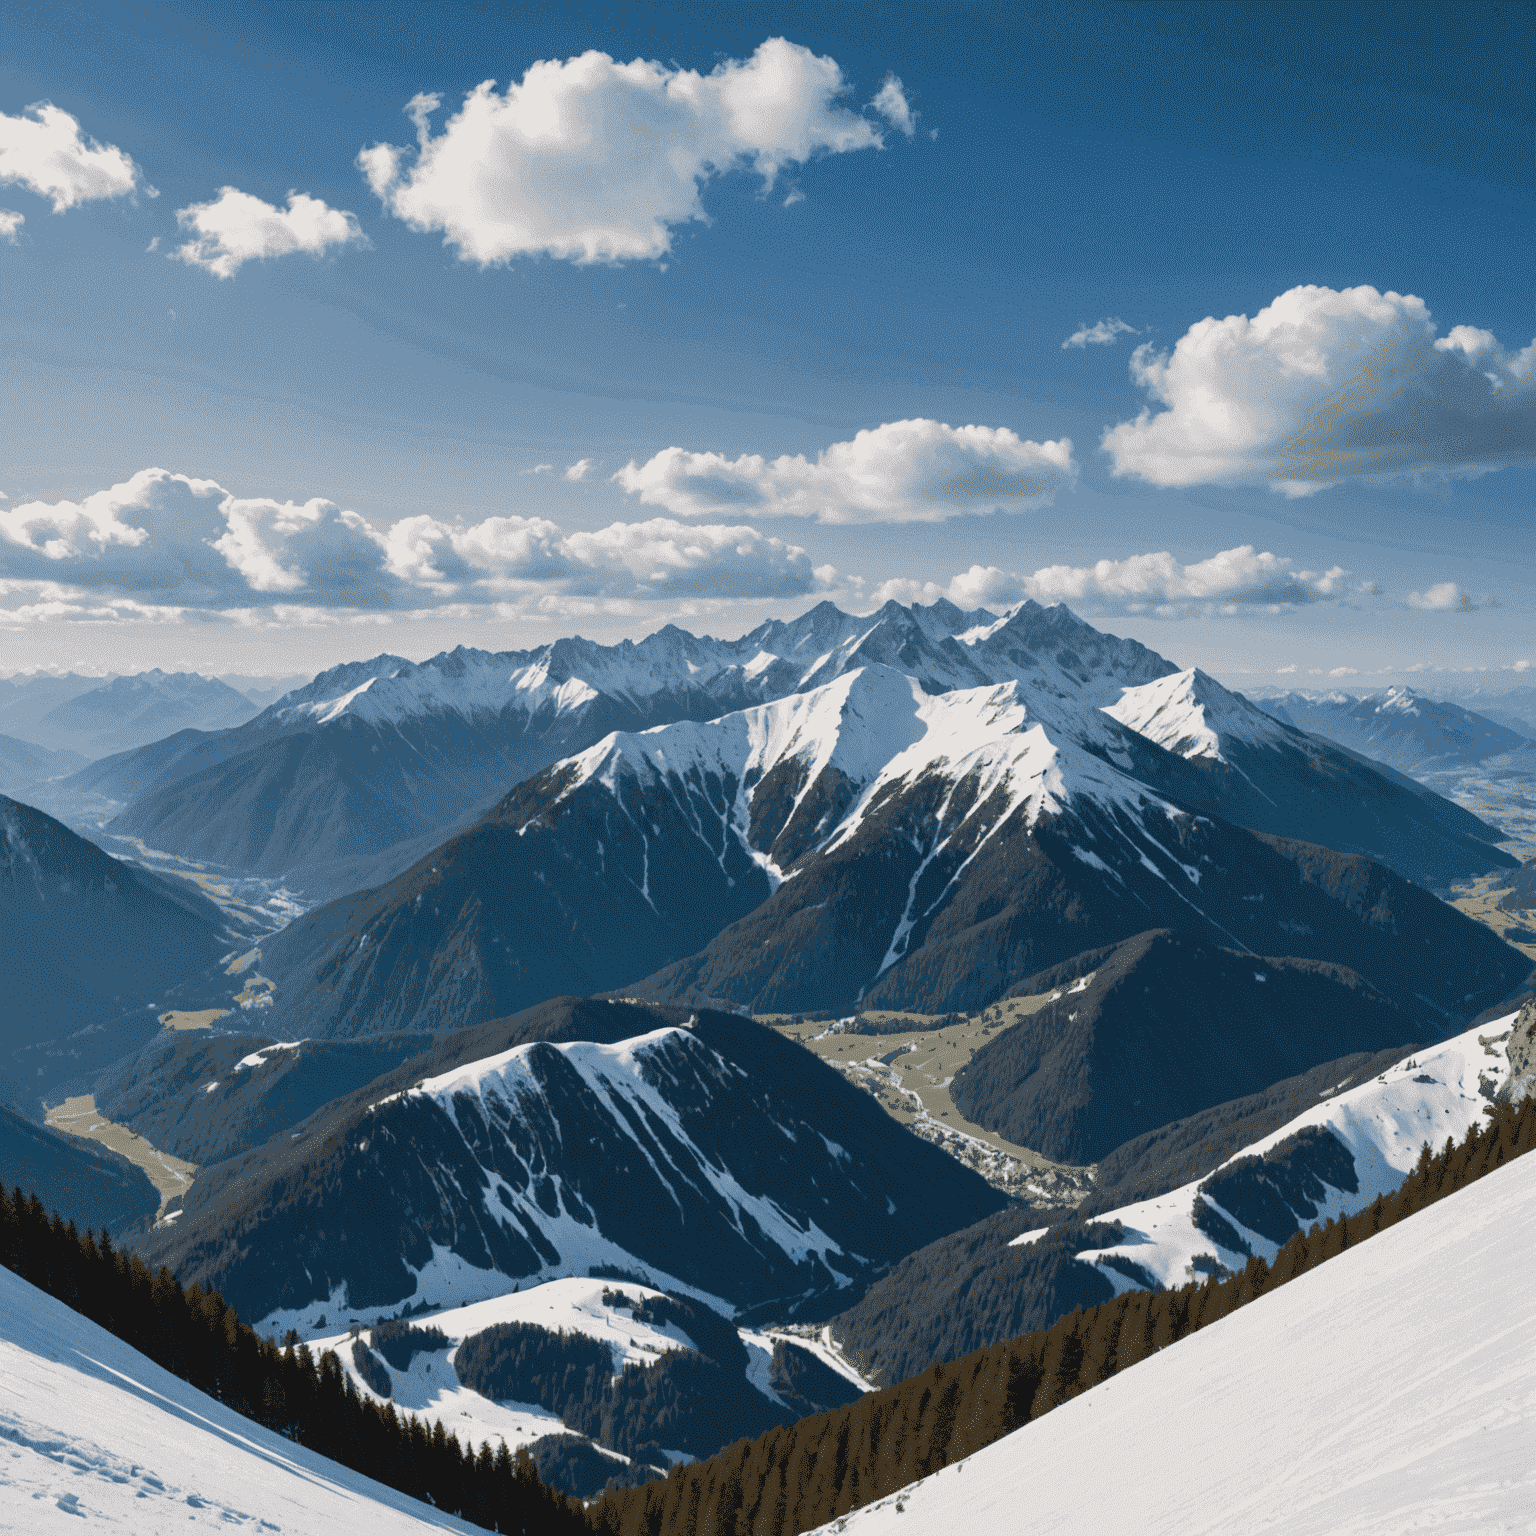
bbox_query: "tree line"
[588,1094,1536,1536]
[0,1186,586,1535]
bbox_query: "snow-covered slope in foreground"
[816,1147,1536,1536]
[0,1267,475,1534]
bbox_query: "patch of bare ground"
[1450,872,1536,966]
[45,1095,198,1223]
[158,1008,231,1031]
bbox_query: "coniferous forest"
[5,1092,1533,1535]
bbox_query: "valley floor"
[42,1097,196,1221]
[816,1135,1536,1536]
[769,993,1099,1205]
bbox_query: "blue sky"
[1,0,1532,686]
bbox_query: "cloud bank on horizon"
[0,468,841,625]
[873,546,1353,618]
[1,465,1393,630]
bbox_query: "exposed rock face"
[1497,999,1536,1106]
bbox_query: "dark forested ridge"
[133,1007,1007,1328]
[829,1210,1122,1387]
[588,1094,1536,1536]
[951,929,1420,1162]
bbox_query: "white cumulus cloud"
[0,469,837,622]
[0,210,21,243]
[564,458,594,482]
[173,187,368,279]
[615,419,1077,524]
[1062,317,1136,349]
[0,102,146,211]
[1104,284,1536,492]
[871,544,1351,616]
[1407,582,1478,613]
[360,38,892,266]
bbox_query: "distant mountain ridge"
[0,732,88,799]
[1259,685,1530,773]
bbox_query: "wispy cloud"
[1062,317,1136,349]
[871,75,916,136]
[563,459,594,482]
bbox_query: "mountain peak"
[1104,667,1295,763]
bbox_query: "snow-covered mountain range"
[47,599,1175,895]
[242,626,1522,1038]
[816,1121,1536,1536]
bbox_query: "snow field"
[816,1144,1536,1536]
[0,1266,478,1534]
[301,1276,876,1466]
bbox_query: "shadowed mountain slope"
[0,1102,159,1235]
[949,929,1417,1163]
[0,793,232,1104]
